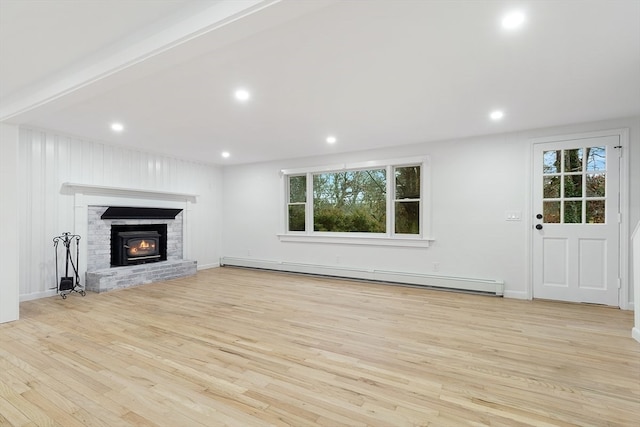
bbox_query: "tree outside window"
[313,169,386,233]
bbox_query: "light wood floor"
[1,267,638,427]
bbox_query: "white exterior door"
[532,135,620,306]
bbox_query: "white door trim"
[528,128,630,309]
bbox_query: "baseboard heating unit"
[219,257,504,296]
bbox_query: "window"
[394,165,420,234]
[313,169,386,232]
[287,175,306,231]
[282,157,430,246]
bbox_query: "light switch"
[506,210,522,221]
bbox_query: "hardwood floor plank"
[0,394,33,427]
[1,267,639,426]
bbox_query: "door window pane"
[564,149,583,172]
[586,174,606,197]
[564,201,582,223]
[540,144,609,227]
[564,175,582,198]
[586,200,605,223]
[543,176,560,198]
[543,150,560,173]
[395,201,419,234]
[543,201,560,223]
[586,146,606,171]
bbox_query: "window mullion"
[388,165,394,237]
[306,172,313,234]
[418,168,423,237]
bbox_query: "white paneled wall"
[18,127,222,299]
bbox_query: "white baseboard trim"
[197,262,220,271]
[503,290,529,300]
[220,257,504,296]
[20,289,58,302]
[632,327,640,344]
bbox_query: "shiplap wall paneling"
[18,128,222,299]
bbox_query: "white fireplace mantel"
[61,182,198,202]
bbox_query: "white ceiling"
[1,0,639,166]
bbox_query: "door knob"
[535,224,543,230]
[536,214,543,219]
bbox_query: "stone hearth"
[86,260,196,293]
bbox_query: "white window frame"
[278,156,433,247]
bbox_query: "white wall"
[18,127,222,300]
[633,221,640,342]
[222,117,640,304]
[0,124,20,323]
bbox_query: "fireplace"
[85,206,195,292]
[111,224,167,266]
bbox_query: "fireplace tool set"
[53,232,86,299]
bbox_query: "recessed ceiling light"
[221,151,230,158]
[234,88,250,102]
[326,135,337,144]
[490,110,504,121]
[111,122,124,132]
[502,11,525,30]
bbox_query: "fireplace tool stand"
[53,232,86,299]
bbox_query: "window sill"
[277,234,433,248]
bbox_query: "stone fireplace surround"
[62,183,198,293]
[85,206,196,292]
[86,206,182,271]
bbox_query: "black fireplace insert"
[111,224,167,266]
